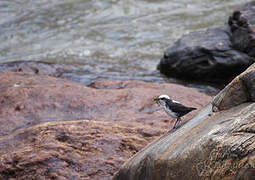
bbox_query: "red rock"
[0,72,211,179]
[0,120,150,179]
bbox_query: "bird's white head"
[158,94,170,100]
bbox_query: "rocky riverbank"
[1,1,254,179]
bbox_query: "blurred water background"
[0,0,251,92]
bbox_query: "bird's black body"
[153,94,196,129]
[163,98,196,118]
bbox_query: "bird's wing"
[165,100,195,116]
[165,100,186,112]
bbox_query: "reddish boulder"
[0,72,211,179]
[0,120,149,179]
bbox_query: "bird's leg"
[173,117,181,129]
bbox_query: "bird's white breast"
[159,99,178,118]
[163,105,178,118]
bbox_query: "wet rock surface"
[114,64,255,179]
[0,72,211,179]
[158,1,255,83]
[0,61,66,77]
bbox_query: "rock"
[0,72,211,179]
[158,2,255,83]
[114,64,255,179]
[0,120,148,179]
[229,2,255,57]
[0,72,210,137]
[0,61,66,77]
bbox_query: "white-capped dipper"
[153,94,196,129]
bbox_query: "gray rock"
[114,63,255,179]
[158,2,255,83]
[229,2,255,57]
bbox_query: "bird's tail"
[189,107,197,110]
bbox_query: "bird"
[153,94,196,129]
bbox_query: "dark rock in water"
[114,63,255,180]
[0,61,65,77]
[158,2,255,83]
[229,2,255,57]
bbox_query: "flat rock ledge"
[114,63,255,180]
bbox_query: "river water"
[0,0,251,93]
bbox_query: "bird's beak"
[152,97,159,103]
